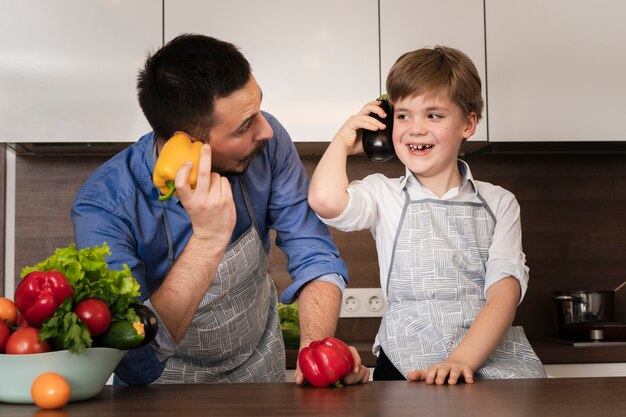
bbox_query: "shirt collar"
[397,159,478,197]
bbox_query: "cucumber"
[95,320,145,350]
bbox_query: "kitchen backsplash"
[2,144,626,343]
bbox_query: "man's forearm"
[297,280,342,348]
[149,235,227,343]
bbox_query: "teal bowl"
[0,347,127,404]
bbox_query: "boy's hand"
[407,360,475,385]
[333,100,388,155]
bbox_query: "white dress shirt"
[319,160,530,302]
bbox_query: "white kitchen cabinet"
[164,0,379,142]
[0,0,160,143]
[485,0,626,142]
[379,0,487,142]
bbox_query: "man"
[72,34,369,385]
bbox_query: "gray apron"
[154,177,286,383]
[378,191,546,379]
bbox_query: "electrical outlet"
[343,294,360,313]
[340,288,386,318]
[367,294,384,313]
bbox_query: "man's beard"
[216,140,267,176]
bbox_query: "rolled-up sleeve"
[483,188,530,303]
[264,117,348,304]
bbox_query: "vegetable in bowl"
[17,243,156,353]
[0,243,159,404]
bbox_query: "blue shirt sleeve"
[261,114,349,303]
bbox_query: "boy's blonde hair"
[386,45,484,122]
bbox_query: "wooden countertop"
[3,378,626,417]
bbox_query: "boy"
[308,46,546,384]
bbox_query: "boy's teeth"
[409,144,433,151]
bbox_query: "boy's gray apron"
[155,178,285,383]
[378,193,546,379]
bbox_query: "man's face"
[204,75,273,175]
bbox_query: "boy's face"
[392,94,476,187]
[204,74,273,175]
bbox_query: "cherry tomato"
[0,320,10,353]
[75,298,111,336]
[31,372,71,409]
[0,297,18,325]
[5,326,51,354]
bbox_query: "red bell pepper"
[14,270,73,327]
[298,337,355,387]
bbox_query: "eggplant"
[132,303,159,347]
[361,98,395,163]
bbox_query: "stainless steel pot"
[552,280,626,339]
[553,291,615,327]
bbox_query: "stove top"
[558,322,626,342]
[539,336,626,347]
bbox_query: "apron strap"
[386,189,410,294]
[151,138,175,271]
[238,175,262,237]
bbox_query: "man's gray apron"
[155,177,285,383]
[378,192,546,379]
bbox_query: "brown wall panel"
[11,149,626,343]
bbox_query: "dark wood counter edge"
[287,338,626,369]
[4,378,626,417]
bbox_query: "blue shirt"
[71,112,348,385]
[72,112,348,304]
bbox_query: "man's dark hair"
[137,33,251,139]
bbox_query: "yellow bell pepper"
[153,132,204,201]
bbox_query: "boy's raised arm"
[308,101,388,219]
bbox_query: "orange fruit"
[0,297,17,325]
[31,372,71,409]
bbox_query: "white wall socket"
[340,288,386,318]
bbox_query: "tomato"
[0,297,18,325]
[0,320,10,353]
[5,326,51,354]
[31,372,71,409]
[75,298,111,336]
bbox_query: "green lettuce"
[278,302,300,349]
[20,242,141,353]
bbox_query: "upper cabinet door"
[380,0,487,142]
[0,0,161,143]
[165,0,379,142]
[486,0,626,142]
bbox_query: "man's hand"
[341,345,371,385]
[176,143,236,243]
[295,344,370,386]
